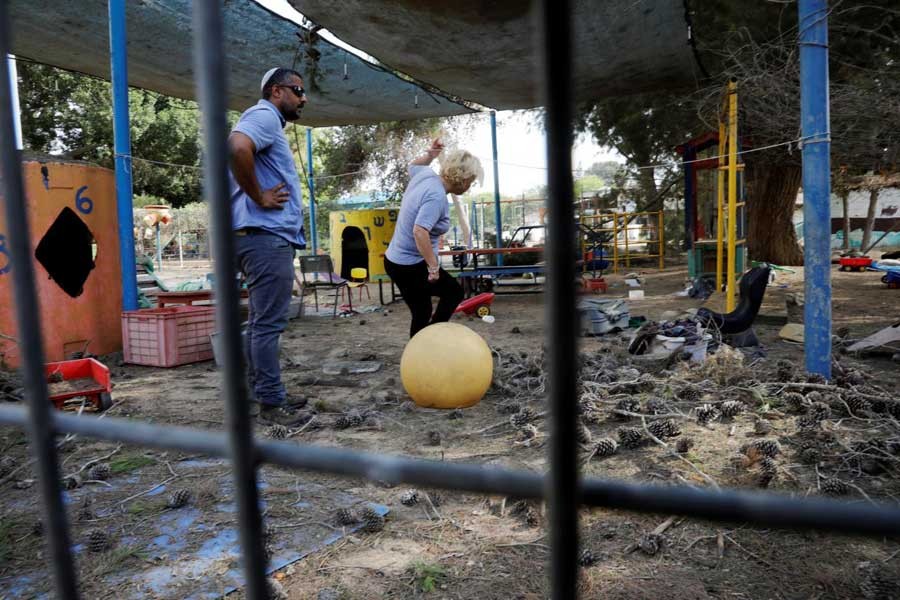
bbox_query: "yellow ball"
[400,322,493,409]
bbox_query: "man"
[228,67,308,426]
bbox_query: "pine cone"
[448,409,464,420]
[844,394,872,416]
[675,437,694,454]
[645,398,667,415]
[267,424,289,440]
[617,427,646,449]
[334,507,358,526]
[774,359,795,382]
[510,407,536,428]
[575,421,593,445]
[87,463,110,481]
[782,392,808,413]
[167,489,192,509]
[614,398,641,420]
[578,549,599,566]
[808,402,832,422]
[638,533,662,556]
[0,456,16,479]
[267,577,288,600]
[753,418,773,435]
[62,474,82,490]
[743,439,781,461]
[594,438,618,457]
[87,529,111,553]
[360,506,385,533]
[757,457,778,488]
[399,489,420,506]
[820,478,849,496]
[677,386,701,403]
[648,419,681,439]
[798,447,821,465]
[333,415,353,430]
[695,404,720,426]
[719,400,744,418]
[806,372,827,385]
[427,430,442,446]
[796,414,822,431]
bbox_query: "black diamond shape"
[35,207,96,298]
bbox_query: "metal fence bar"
[190,3,268,599]
[537,1,579,596]
[3,404,900,538]
[0,5,80,597]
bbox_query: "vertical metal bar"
[108,0,139,311]
[470,199,477,247]
[155,222,162,271]
[5,54,21,149]
[306,127,318,253]
[490,110,503,265]
[190,3,268,599]
[658,210,665,270]
[726,80,738,313]
[624,213,631,269]
[683,147,695,250]
[536,0,578,597]
[612,215,619,274]
[716,117,726,291]
[0,6,80,598]
[798,0,832,378]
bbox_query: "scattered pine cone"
[62,474,82,490]
[334,507,358,526]
[399,490,420,506]
[510,407,536,428]
[675,438,694,454]
[677,386,702,403]
[360,506,385,533]
[774,359,795,382]
[757,457,778,488]
[806,372,827,385]
[448,409,464,420]
[575,421,593,445]
[648,419,681,439]
[844,394,872,416]
[858,561,898,600]
[267,424,289,440]
[578,549,599,566]
[820,478,849,496]
[719,400,744,419]
[593,438,618,458]
[333,415,353,430]
[644,398,667,415]
[0,456,16,479]
[427,430,442,446]
[166,489,192,509]
[517,424,539,442]
[808,402,832,422]
[782,392,807,413]
[87,463,110,481]
[614,398,641,420]
[743,439,781,461]
[753,418,773,435]
[617,427,646,449]
[87,529,111,553]
[798,447,821,465]
[695,404,720,426]
[796,414,822,431]
[638,533,662,556]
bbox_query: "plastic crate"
[122,306,216,367]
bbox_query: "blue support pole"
[306,128,318,253]
[798,0,832,378]
[109,0,139,311]
[470,199,477,247]
[6,55,21,149]
[490,111,503,265]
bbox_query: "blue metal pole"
[490,110,503,265]
[798,0,832,378]
[6,55,21,149]
[469,199,476,247]
[108,0,139,311]
[306,128,318,253]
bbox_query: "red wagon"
[45,358,113,412]
[839,256,872,272]
[454,292,496,318]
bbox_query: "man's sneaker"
[258,404,308,427]
[283,395,309,409]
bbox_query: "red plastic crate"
[122,306,216,367]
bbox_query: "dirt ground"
[1,258,899,599]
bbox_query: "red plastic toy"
[45,358,113,412]
[454,292,496,318]
[839,256,872,272]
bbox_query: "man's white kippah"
[261,68,280,92]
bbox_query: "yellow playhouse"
[329,208,398,279]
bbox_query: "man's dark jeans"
[236,231,294,407]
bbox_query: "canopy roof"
[8,1,472,126]
[289,0,700,109]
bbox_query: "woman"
[384,139,483,337]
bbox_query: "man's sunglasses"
[276,84,306,99]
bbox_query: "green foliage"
[411,561,446,593]
[109,454,156,474]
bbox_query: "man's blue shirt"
[229,99,306,248]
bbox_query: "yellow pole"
[726,79,738,313]
[623,213,630,269]
[716,117,726,292]
[612,214,619,274]
[658,210,665,270]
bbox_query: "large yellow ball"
[400,322,493,409]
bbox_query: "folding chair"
[343,267,372,304]
[296,255,350,318]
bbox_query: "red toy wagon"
[45,358,113,412]
[454,292,496,318]
[839,256,872,272]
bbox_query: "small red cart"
[45,358,113,412]
[839,256,872,272]
[454,292,496,318]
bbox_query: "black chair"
[696,265,772,334]
[296,255,350,318]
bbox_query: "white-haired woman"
[384,139,483,337]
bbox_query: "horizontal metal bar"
[2,405,900,538]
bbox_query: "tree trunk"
[746,163,804,265]
[840,190,851,250]
[861,188,879,251]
